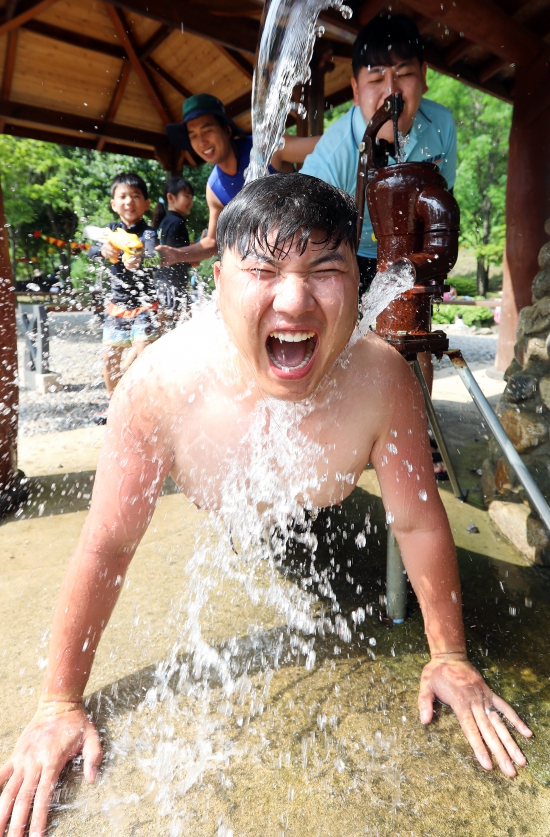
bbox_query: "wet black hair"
[110,172,149,200]
[152,175,195,229]
[216,173,358,260]
[352,14,424,78]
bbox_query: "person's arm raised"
[0,369,173,837]
[370,353,532,777]
[156,184,222,266]
[270,134,320,169]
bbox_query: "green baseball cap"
[166,93,246,151]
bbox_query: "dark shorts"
[155,277,189,313]
[102,310,159,348]
[357,255,377,297]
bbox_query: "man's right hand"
[0,703,102,836]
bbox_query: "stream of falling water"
[245,0,352,184]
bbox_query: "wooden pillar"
[0,180,19,508]
[496,53,550,371]
[307,46,335,137]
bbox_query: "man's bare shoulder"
[347,330,413,393]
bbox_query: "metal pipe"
[447,349,550,532]
[386,527,407,623]
[412,359,467,501]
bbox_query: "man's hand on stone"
[0,701,102,836]
[418,656,532,777]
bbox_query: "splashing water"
[355,261,415,339]
[245,0,352,183]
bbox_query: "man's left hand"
[418,657,532,777]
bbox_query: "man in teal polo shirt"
[301,14,457,296]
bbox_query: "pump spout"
[367,161,460,356]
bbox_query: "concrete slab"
[3,399,550,836]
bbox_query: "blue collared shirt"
[301,98,457,258]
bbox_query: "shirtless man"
[0,174,531,836]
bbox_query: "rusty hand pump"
[357,94,460,357]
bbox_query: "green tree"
[424,70,511,296]
[0,137,211,285]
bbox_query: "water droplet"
[418,489,427,501]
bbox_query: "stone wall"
[482,219,550,564]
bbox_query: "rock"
[517,297,550,337]
[538,241,550,269]
[466,523,479,534]
[527,514,550,548]
[515,337,548,366]
[498,409,547,452]
[504,357,521,382]
[525,456,550,497]
[531,268,550,301]
[504,372,538,403]
[494,457,517,493]
[539,374,550,410]
[488,500,550,564]
[545,218,550,237]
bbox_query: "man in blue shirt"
[301,14,457,294]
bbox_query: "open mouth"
[266,330,318,376]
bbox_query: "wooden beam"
[2,29,18,100]
[404,0,542,66]
[478,56,510,84]
[138,24,172,59]
[225,92,252,119]
[2,121,157,158]
[423,43,513,103]
[357,0,391,26]
[144,57,192,99]
[444,37,475,67]
[108,0,259,56]
[216,45,253,79]
[23,20,125,59]
[0,97,171,147]
[317,10,356,45]
[5,1,19,20]
[97,58,130,150]
[105,3,172,125]
[0,0,58,37]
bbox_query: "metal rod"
[412,359,467,501]
[447,349,550,532]
[386,527,406,623]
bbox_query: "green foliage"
[0,137,211,283]
[425,70,511,277]
[432,303,494,327]
[447,276,478,296]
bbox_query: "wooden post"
[0,180,19,507]
[496,54,550,371]
[307,46,334,137]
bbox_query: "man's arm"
[157,184,222,266]
[271,134,320,169]
[370,353,531,776]
[0,372,173,836]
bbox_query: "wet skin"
[351,57,428,146]
[0,237,532,837]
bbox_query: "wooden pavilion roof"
[0,0,549,168]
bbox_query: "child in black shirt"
[153,176,194,322]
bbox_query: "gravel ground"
[17,312,108,436]
[16,312,501,437]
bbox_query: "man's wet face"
[214,235,359,400]
[351,57,427,144]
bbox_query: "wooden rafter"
[3,120,157,158]
[403,0,542,66]
[23,20,125,59]
[144,58,192,99]
[225,92,252,120]
[138,24,172,60]
[105,3,173,125]
[4,1,19,20]
[97,58,130,151]
[444,37,476,67]
[216,46,254,80]
[108,0,259,56]
[0,97,170,147]
[0,0,58,37]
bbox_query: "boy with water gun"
[87,172,158,425]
